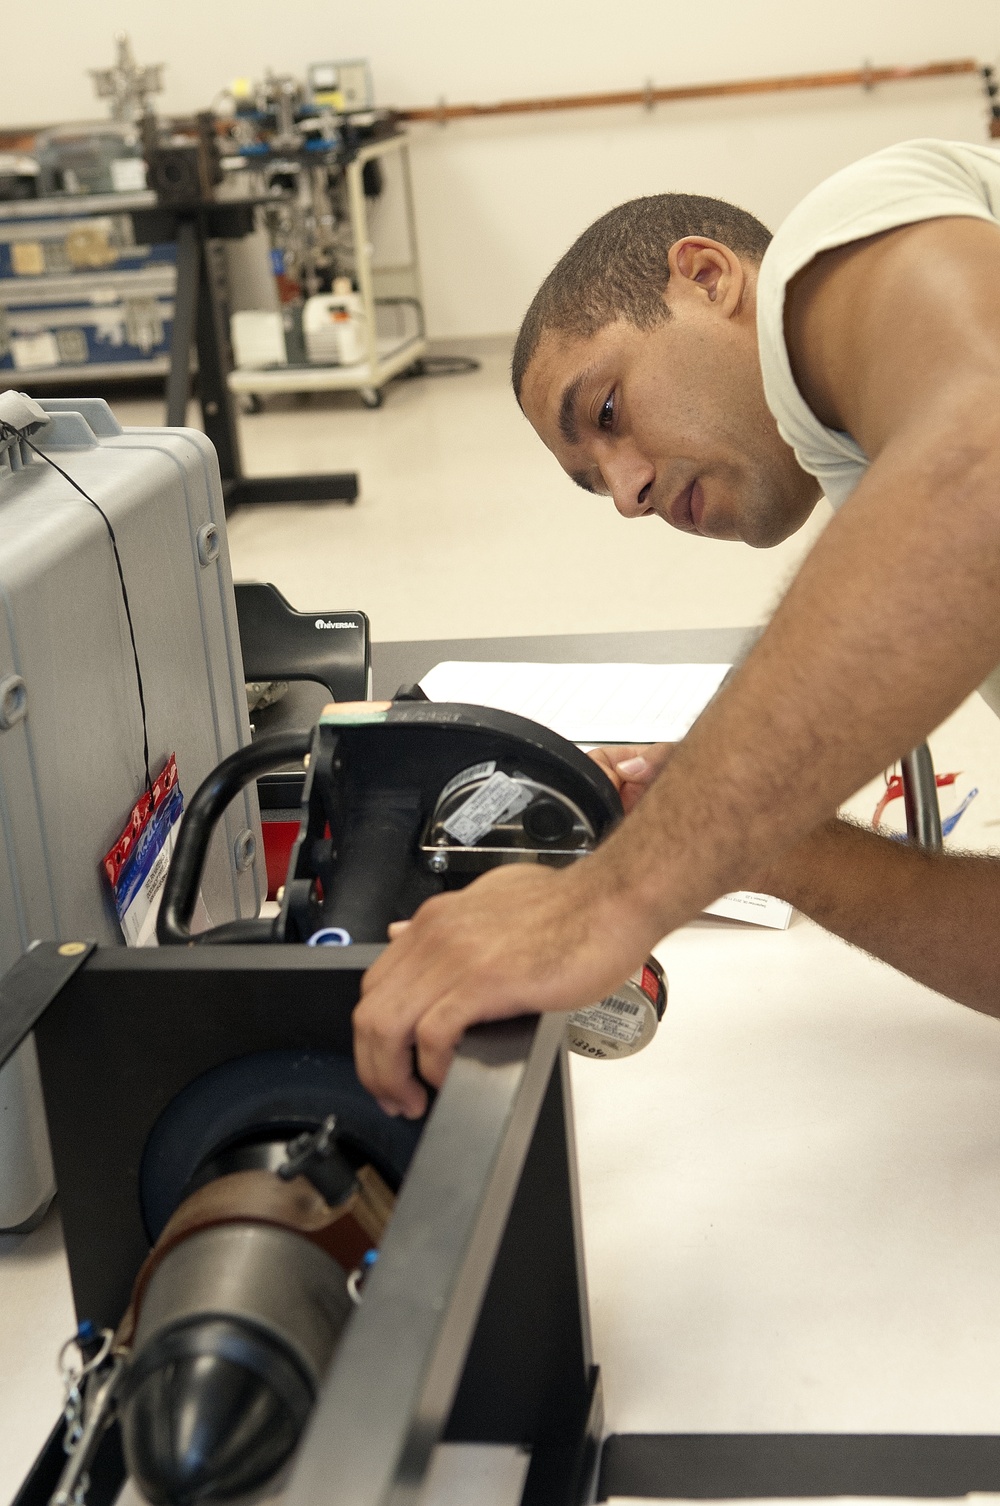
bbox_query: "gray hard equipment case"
[0,395,264,1229]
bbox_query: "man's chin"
[735,497,808,549]
[744,475,824,548]
[741,524,784,549]
[694,486,765,545]
[695,508,745,544]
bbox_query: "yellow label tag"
[12,241,45,276]
[65,227,117,269]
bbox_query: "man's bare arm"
[592,742,1000,1014]
[355,217,1000,1116]
[758,819,1000,1016]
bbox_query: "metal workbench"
[0,189,175,384]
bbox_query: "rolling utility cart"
[5,952,600,1506]
[228,133,427,410]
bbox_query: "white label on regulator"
[442,771,531,846]
[438,760,496,805]
[569,994,644,1045]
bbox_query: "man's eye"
[598,392,615,430]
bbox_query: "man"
[353,138,1000,1119]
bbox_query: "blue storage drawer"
[0,192,176,378]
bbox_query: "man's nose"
[605,455,655,518]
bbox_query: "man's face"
[519,240,820,548]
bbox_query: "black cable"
[0,421,154,799]
[368,298,479,376]
[400,355,481,378]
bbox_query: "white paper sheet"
[704,889,793,930]
[418,661,731,745]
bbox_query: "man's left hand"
[588,743,673,811]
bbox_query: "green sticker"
[319,708,388,726]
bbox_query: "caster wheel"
[359,387,384,409]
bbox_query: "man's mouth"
[667,479,703,534]
[689,479,706,531]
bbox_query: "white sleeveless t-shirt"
[756,138,1000,511]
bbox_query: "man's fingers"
[588,743,649,789]
[588,744,667,791]
[353,1002,428,1119]
[616,754,653,778]
[356,901,476,1113]
[412,988,488,1088]
[353,987,429,1118]
[376,1096,412,1118]
[355,944,441,1117]
[596,743,675,812]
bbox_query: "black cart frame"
[4,942,600,1506]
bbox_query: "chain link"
[54,1325,116,1506]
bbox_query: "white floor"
[5,352,1000,1506]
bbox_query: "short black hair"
[511,192,771,400]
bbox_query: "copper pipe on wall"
[399,57,981,125]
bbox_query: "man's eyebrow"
[558,366,597,446]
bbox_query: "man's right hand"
[588,743,674,813]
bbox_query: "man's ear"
[667,237,745,313]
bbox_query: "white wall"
[5,1,996,336]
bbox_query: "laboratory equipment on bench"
[302,281,366,365]
[7,695,666,1506]
[213,65,427,407]
[157,698,667,1059]
[0,154,40,201]
[0,36,173,388]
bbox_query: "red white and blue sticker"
[102,755,204,946]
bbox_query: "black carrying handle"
[316,791,423,943]
[158,730,312,946]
